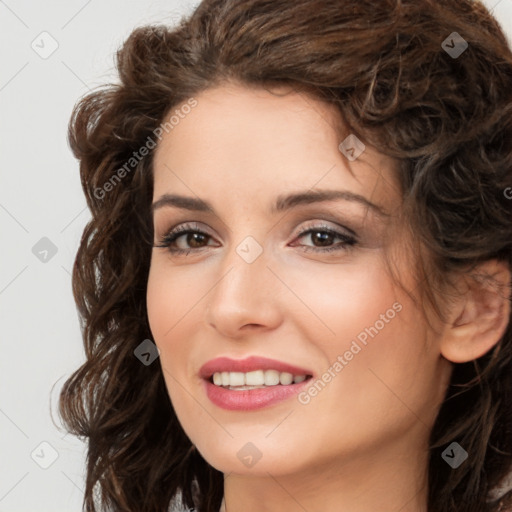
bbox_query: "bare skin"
[146,81,510,512]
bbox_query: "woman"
[58,0,512,511]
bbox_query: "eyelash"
[154,222,357,256]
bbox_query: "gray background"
[1,1,511,510]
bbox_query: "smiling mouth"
[208,369,314,389]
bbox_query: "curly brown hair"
[57,0,512,511]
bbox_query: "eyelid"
[292,219,356,238]
[280,214,354,245]
[156,220,213,238]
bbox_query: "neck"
[221,435,429,512]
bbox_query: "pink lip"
[203,378,313,411]
[199,356,314,411]
[199,356,313,379]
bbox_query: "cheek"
[146,257,202,341]
[281,253,400,344]
[289,257,440,430]
[146,263,202,421]
[147,267,171,344]
[306,295,439,446]
[146,261,188,378]
[146,258,213,385]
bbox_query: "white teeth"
[246,370,265,385]
[211,370,308,387]
[229,372,245,386]
[279,372,293,385]
[264,369,280,386]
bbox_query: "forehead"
[152,83,400,211]
[155,83,342,160]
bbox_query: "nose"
[205,242,283,338]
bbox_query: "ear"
[440,259,511,363]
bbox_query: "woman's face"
[146,82,451,477]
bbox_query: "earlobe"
[440,259,511,364]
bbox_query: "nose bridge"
[213,235,271,306]
[205,233,282,333]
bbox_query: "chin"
[194,436,310,476]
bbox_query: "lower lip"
[203,378,312,411]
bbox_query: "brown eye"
[154,223,218,254]
[292,225,357,253]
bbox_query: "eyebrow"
[151,189,389,217]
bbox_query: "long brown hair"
[57,0,512,510]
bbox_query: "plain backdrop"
[1,1,511,510]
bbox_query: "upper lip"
[199,356,314,379]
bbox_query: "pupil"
[189,233,206,248]
[314,232,332,246]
